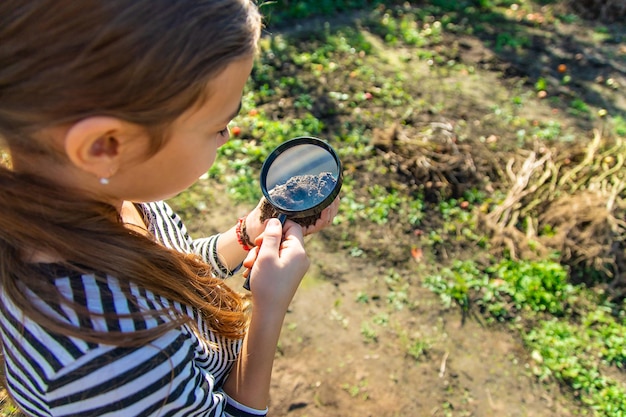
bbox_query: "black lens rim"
[260,136,343,219]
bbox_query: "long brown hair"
[0,0,262,345]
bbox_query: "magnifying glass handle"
[242,213,287,291]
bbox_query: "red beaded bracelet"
[236,217,253,251]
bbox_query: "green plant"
[613,115,626,137]
[360,322,378,343]
[406,339,430,361]
[384,269,416,311]
[526,318,626,415]
[356,292,370,304]
[494,31,530,52]
[423,260,484,314]
[568,98,590,117]
[487,260,574,316]
[365,185,401,225]
[261,0,387,23]
[534,77,548,92]
[341,379,370,400]
[425,259,576,321]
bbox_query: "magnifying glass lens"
[245,137,342,291]
[268,171,337,211]
[259,137,342,227]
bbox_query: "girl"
[0,1,338,416]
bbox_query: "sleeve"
[35,328,265,417]
[190,234,243,278]
[1,301,240,416]
[223,394,268,417]
[0,269,263,417]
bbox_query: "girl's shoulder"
[0,262,237,371]
[140,201,194,252]
[2,262,180,333]
[0,263,240,416]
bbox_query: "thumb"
[257,218,283,256]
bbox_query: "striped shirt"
[0,201,265,417]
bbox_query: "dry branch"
[484,131,626,289]
[373,121,626,295]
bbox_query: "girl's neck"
[120,201,150,235]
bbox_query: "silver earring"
[99,177,110,185]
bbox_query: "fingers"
[242,246,260,279]
[327,196,340,222]
[255,218,283,256]
[280,218,305,243]
[302,196,340,236]
[245,218,309,306]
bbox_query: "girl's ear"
[63,117,128,179]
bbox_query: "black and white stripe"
[0,201,262,416]
[144,202,242,278]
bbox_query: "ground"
[195,181,581,417]
[204,6,623,415]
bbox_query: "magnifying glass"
[243,136,343,291]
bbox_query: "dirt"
[223,6,623,416]
[2,3,624,416]
[260,172,338,227]
[192,182,580,417]
[269,252,574,417]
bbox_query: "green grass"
[180,1,625,412]
[201,3,626,413]
[424,258,626,415]
[2,1,625,415]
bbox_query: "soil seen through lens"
[260,171,337,227]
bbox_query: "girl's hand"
[244,195,340,244]
[243,202,266,245]
[302,195,340,236]
[242,218,309,312]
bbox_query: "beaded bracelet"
[236,216,254,251]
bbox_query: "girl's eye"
[218,127,230,137]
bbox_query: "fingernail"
[268,218,280,227]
